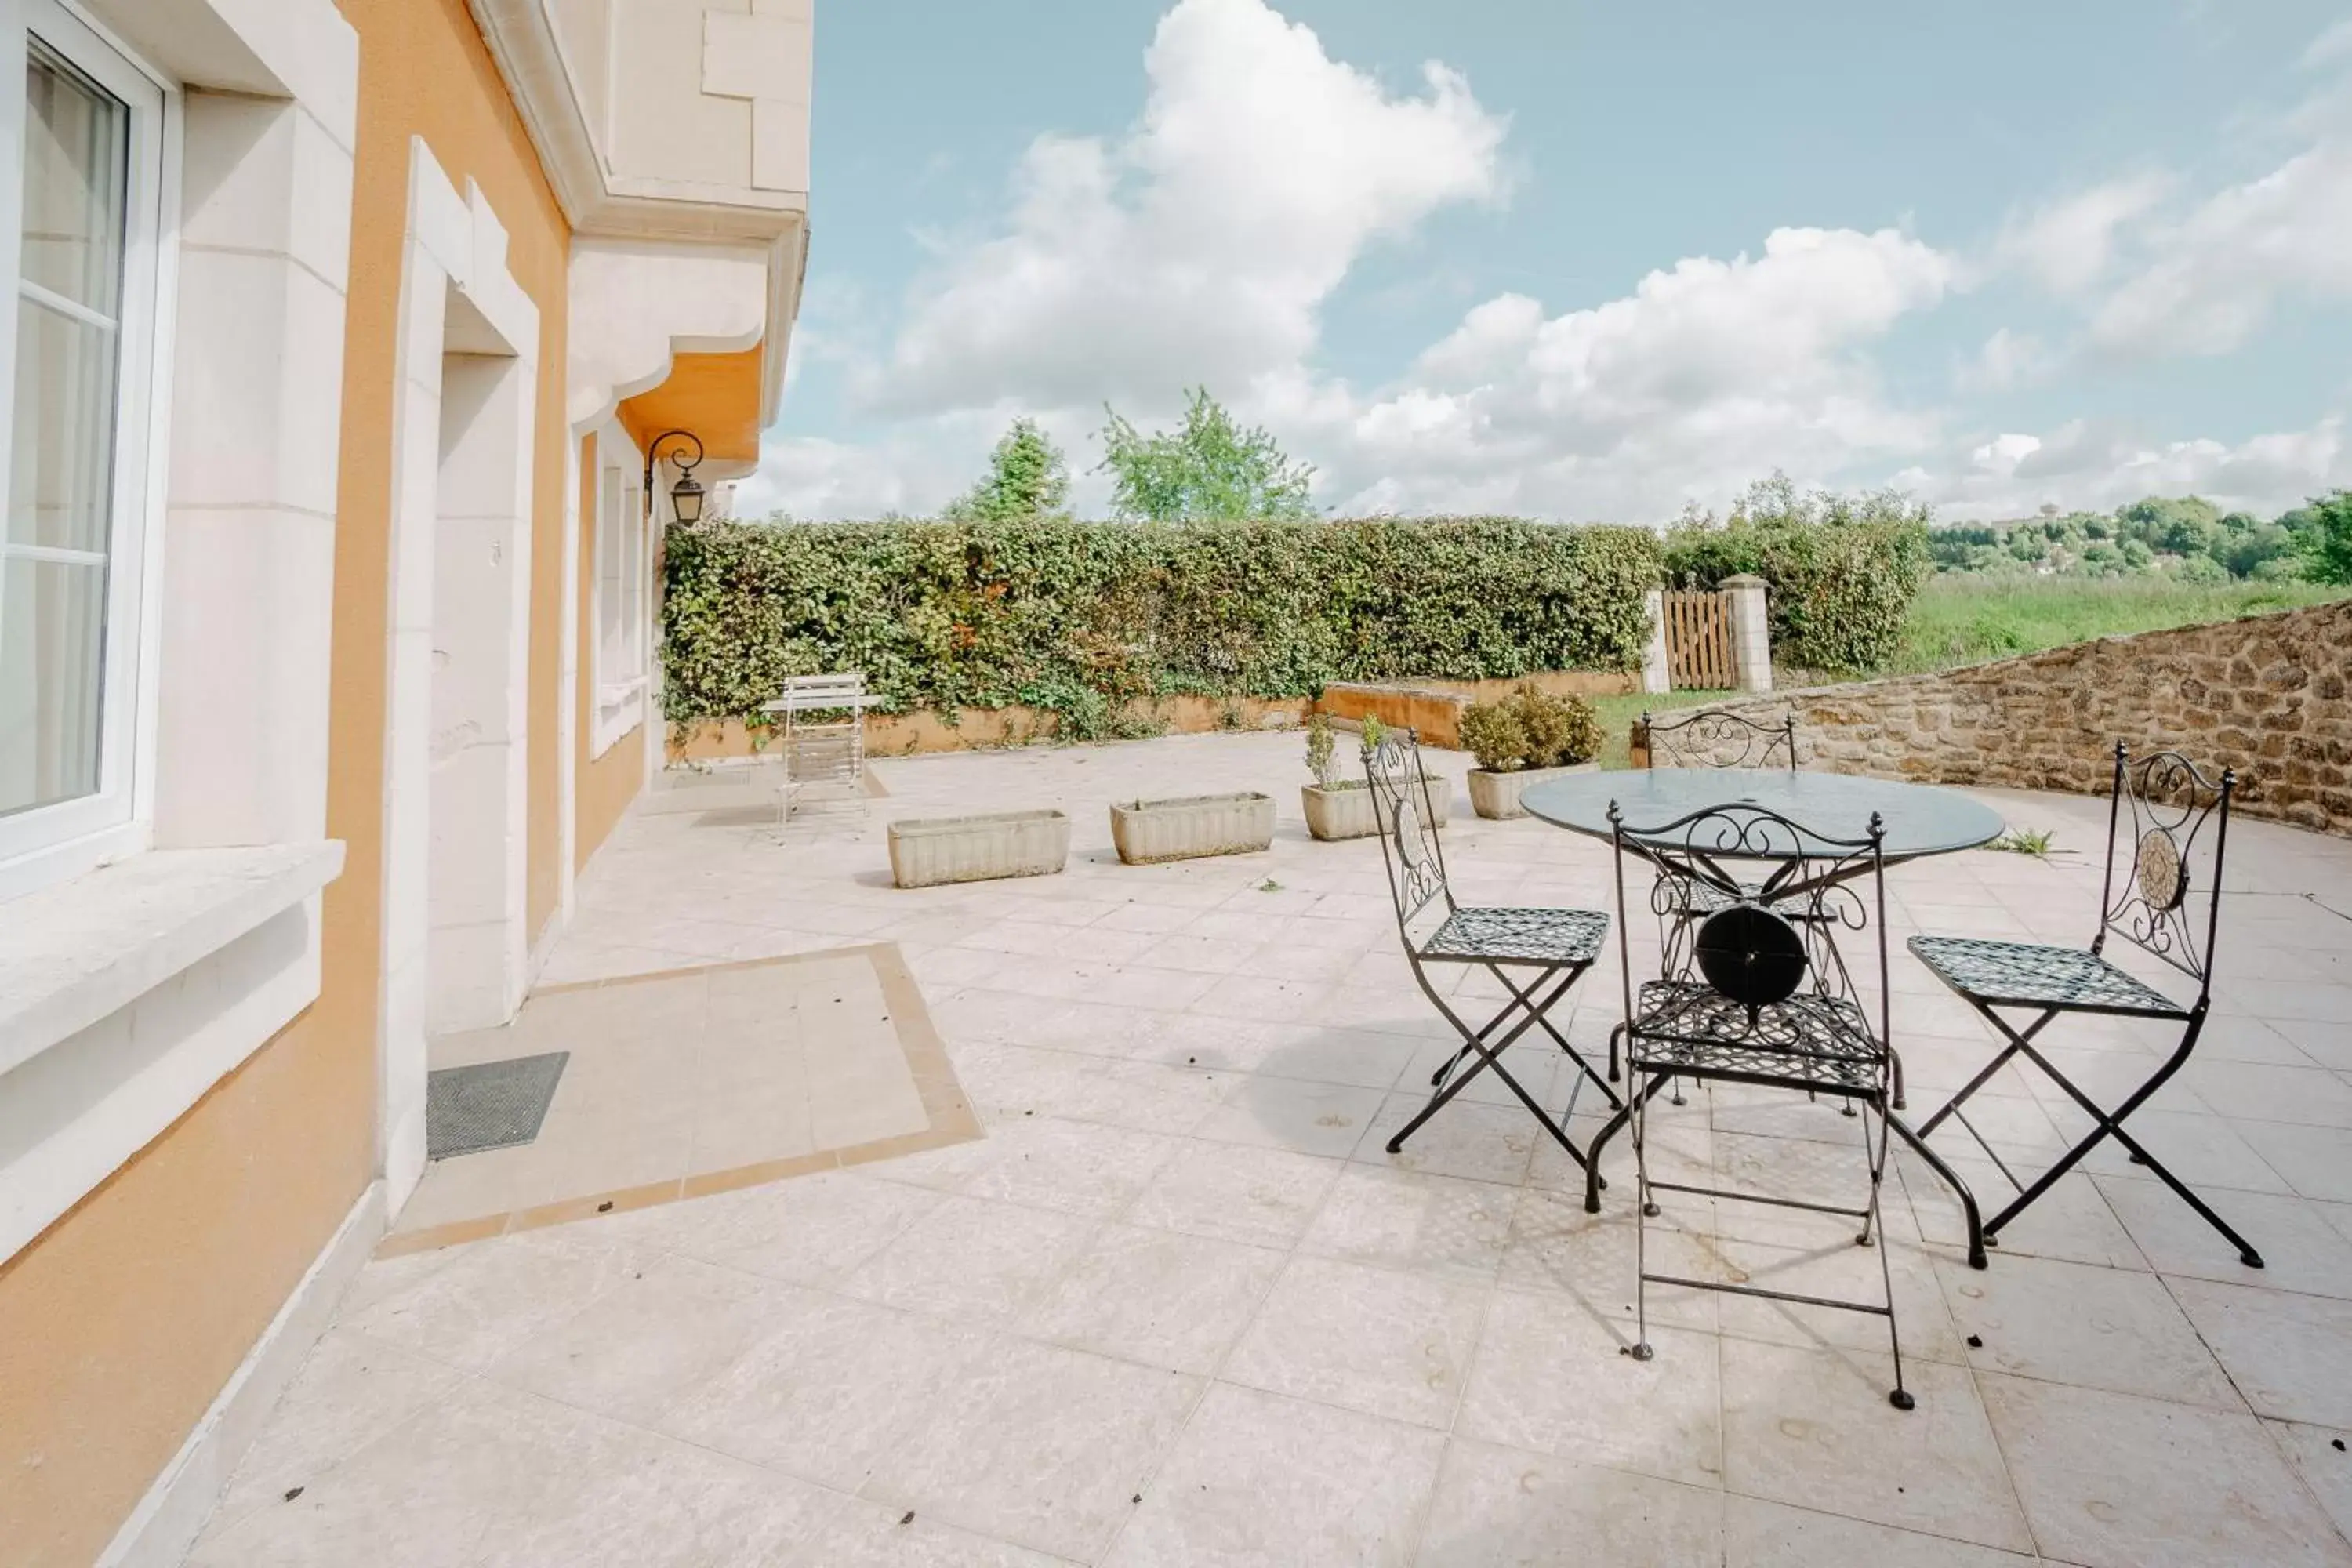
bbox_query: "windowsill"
[592,677,647,759]
[0,842,345,1076]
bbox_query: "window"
[592,443,646,752]
[0,0,164,879]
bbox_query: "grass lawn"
[1882,575,2347,678]
[1589,688,1735,770]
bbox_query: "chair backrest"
[1363,728,1455,945]
[1643,708,1798,771]
[775,672,866,705]
[2096,742,2234,1000]
[1608,800,1889,1039]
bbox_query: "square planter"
[1468,760,1597,820]
[1302,776,1454,841]
[889,809,1070,888]
[1110,792,1276,864]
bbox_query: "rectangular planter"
[1468,760,1596,820]
[1302,776,1454,841]
[1110,792,1276,865]
[888,809,1070,888]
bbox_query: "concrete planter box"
[1468,760,1596,820]
[889,809,1069,888]
[1111,792,1276,864]
[1302,777,1453,841]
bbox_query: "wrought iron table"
[1521,767,2007,1267]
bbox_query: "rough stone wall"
[1690,599,2352,837]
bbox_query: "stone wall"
[1689,599,2352,837]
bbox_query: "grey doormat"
[426,1052,568,1160]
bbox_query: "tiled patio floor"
[189,731,2352,1566]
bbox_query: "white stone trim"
[0,858,340,1264]
[377,137,540,1214]
[464,0,806,240]
[0,842,341,1079]
[93,1180,387,1568]
[83,0,358,151]
[565,235,766,432]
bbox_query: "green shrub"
[662,517,1661,731]
[1461,684,1602,771]
[1664,475,1932,675]
[1303,713,1338,787]
[1457,701,1529,774]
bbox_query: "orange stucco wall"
[0,3,572,1560]
[0,1013,357,1567]
[576,431,648,870]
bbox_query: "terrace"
[184,728,2352,1566]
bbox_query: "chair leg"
[1485,964,1624,1112]
[1864,1092,1913,1410]
[1627,1080,1654,1363]
[1389,968,1592,1168]
[1889,1112,1987,1270]
[1991,1011,2266,1269]
[1584,1073,1673,1214]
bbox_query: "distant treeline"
[1930,496,2328,582]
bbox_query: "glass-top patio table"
[1519,767,2006,863]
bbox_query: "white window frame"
[590,425,648,756]
[0,0,170,899]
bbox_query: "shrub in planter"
[1463,685,1602,819]
[1302,711,1453,840]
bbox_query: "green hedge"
[662,517,1661,739]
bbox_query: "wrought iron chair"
[1584,799,1980,1410]
[1362,730,1624,1174]
[1909,743,2263,1269]
[1642,708,1798,771]
[1613,707,1804,1091]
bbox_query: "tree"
[2297,490,2352,586]
[1094,387,1316,522]
[947,417,1070,522]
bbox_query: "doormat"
[426,1052,569,1160]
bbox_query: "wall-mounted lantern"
[645,429,706,525]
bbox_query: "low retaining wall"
[669,694,1314,764]
[1690,599,2352,837]
[1315,671,1638,750]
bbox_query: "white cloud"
[1995,172,2171,294]
[1294,227,1956,518]
[858,0,1505,419]
[1901,416,2349,521]
[2303,17,2352,71]
[2086,142,2352,357]
[1958,328,2049,393]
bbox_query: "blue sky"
[738,0,2352,523]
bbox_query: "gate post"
[1641,587,1671,694]
[1723,574,1772,693]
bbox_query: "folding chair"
[1588,800,1947,1410]
[1617,708,1804,1096]
[1909,742,2263,1269]
[1362,729,1624,1174]
[762,672,880,833]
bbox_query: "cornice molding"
[466,0,807,248]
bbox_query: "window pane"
[0,556,105,815]
[10,294,118,550]
[21,44,125,315]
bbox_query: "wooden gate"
[1662,589,1734,690]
